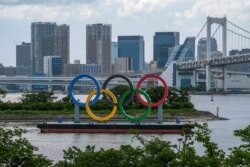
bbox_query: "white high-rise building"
[43,56,62,76]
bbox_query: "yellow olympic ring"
[85,89,117,121]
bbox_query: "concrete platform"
[37,122,192,134]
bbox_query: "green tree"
[0,88,6,96]
[193,123,225,166]
[178,87,191,102]
[21,91,57,103]
[0,127,52,167]
[224,125,250,166]
[0,88,6,102]
[146,86,165,104]
[54,145,142,167]
[108,85,145,109]
[60,95,71,103]
[99,85,195,110]
[167,87,180,103]
[173,127,198,167]
[138,137,177,167]
[145,86,194,109]
[146,86,191,104]
[108,85,131,102]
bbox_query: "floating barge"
[37,122,192,134]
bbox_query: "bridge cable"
[178,22,208,62]
[227,20,250,35]
[196,22,207,39]
[212,24,221,38]
[227,29,250,41]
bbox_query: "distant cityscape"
[0,21,249,90]
[0,22,224,76]
[0,22,212,77]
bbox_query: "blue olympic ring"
[68,74,101,107]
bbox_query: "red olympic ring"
[136,74,168,107]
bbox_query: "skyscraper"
[31,22,69,74]
[111,42,118,64]
[180,37,195,61]
[16,42,31,68]
[16,42,32,75]
[114,57,133,73]
[43,56,62,76]
[197,38,217,60]
[164,37,195,67]
[58,24,70,66]
[153,32,179,68]
[86,24,111,75]
[118,36,144,72]
[31,22,58,74]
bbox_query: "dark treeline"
[0,86,194,112]
[0,123,250,167]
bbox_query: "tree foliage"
[1,124,250,166]
[108,85,194,110]
[21,91,57,103]
[0,88,6,96]
[54,123,250,167]
[0,88,6,101]
[0,86,194,112]
[146,86,194,109]
[224,125,250,166]
[0,127,52,167]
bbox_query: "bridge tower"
[206,16,227,92]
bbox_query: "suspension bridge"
[176,16,250,92]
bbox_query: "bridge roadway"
[177,53,250,70]
[0,76,143,87]
[194,68,250,74]
[0,69,248,88]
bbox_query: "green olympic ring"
[119,89,151,123]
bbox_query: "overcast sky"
[0,0,250,66]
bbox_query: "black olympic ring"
[102,74,134,106]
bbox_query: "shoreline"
[0,110,228,126]
[190,92,250,95]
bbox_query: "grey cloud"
[0,0,95,6]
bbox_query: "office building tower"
[86,24,111,75]
[63,63,84,76]
[118,36,144,72]
[197,38,217,60]
[164,37,195,68]
[180,37,195,61]
[16,42,31,68]
[114,57,133,73]
[147,61,158,71]
[153,32,179,68]
[16,42,32,76]
[0,64,4,75]
[74,60,81,64]
[31,22,69,74]
[58,24,70,66]
[31,22,58,74]
[229,50,239,56]
[3,66,16,76]
[111,42,118,64]
[82,64,102,76]
[43,56,62,76]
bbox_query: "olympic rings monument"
[37,74,190,134]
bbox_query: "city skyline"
[0,0,250,66]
